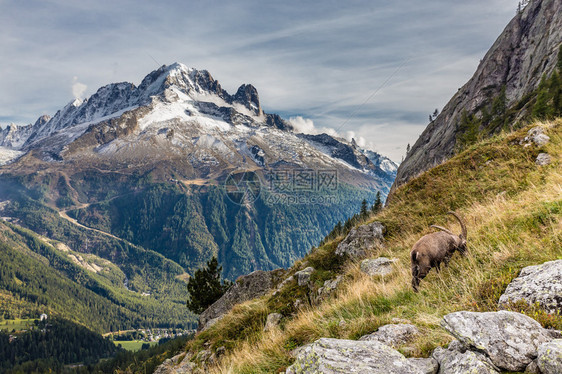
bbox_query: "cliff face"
[391,0,562,191]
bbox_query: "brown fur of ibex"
[411,211,467,292]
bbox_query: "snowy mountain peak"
[0,63,396,189]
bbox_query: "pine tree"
[186,257,232,314]
[549,70,560,116]
[533,74,551,119]
[360,199,368,218]
[372,191,383,213]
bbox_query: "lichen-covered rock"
[263,312,283,332]
[408,358,439,374]
[536,152,552,165]
[432,347,500,374]
[499,260,562,314]
[335,222,385,258]
[295,267,315,286]
[359,323,420,348]
[525,359,541,374]
[441,310,553,371]
[285,338,431,374]
[447,339,468,353]
[360,257,397,277]
[198,269,284,331]
[537,339,562,374]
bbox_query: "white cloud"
[288,116,339,137]
[72,76,87,99]
[289,117,372,152]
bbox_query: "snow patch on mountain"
[0,147,24,165]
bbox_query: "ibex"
[411,211,467,292]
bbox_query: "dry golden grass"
[188,119,562,373]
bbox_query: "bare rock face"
[391,0,562,192]
[285,338,436,374]
[335,222,385,258]
[359,323,420,348]
[198,269,283,331]
[441,310,553,371]
[498,260,562,314]
[432,347,500,374]
[537,339,562,374]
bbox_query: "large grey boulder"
[335,222,385,258]
[499,260,562,314]
[537,339,562,374]
[360,257,398,277]
[441,310,553,371]
[198,269,284,331]
[432,347,499,374]
[285,338,434,374]
[359,323,420,348]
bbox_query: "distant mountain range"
[0,62,396,182]
[0,63,397,331]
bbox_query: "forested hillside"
[0,317,117,373]
[0,191,194,332]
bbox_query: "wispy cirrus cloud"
[0,0,516,161]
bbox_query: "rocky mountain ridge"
[392,0,561,191]
[0,63,396,184]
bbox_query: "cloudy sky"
[0,0,517,162]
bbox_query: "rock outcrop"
[285,338,437,374]
[498,260,562,314]
[441,310,553,371]
[391,0,562,192]
[335,222,385,258]
[263,312,283,332]
[198,269,283,331]
[294,267,315,286]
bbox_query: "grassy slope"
[182,119,561,373]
